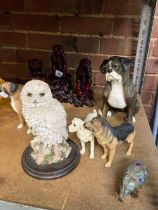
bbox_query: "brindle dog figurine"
[85,112,136,167]
[100,56,140,124]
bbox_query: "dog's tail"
[113,123,134,141]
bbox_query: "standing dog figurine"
[85,111,136,167]
[69,118,95,159]
[100,56,140,123]
[0,82,24,129]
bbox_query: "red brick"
[0,0,24,11]
[148,40,154,57]
[151,19,158,38]
[14,14,60,32]
[0,32,27,48]
[76,37,99,53]
[25,0,76,14]
[141,90,155,105]
[142,74,158,91]
[17,49,51,66]
[62,17,112,35]
[145,58,158,74]
[155,2,158,16]
[144,105,154,119]
[113,18,140,37]
[94,72,106,86]
[78,0,103,14]
[0,48,17,62]
[0,14,14,30]
[102,0,113,14]
[103,0,142,15]
[0,63,28,79]
[28,34,76,51]
[100,38,137,56]
[66,53,106,70]
[152,39,158,57]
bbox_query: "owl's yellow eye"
[40,92,45,97]
[27,92,32,97]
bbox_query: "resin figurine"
[0,82,24,129]
[28,58,46,81]
[20,80,71,165]
[100,56,140,124]
[72,58,94,107]
[69,118,95,159]
[84,109,98,123]
[49,45,73,103]
[118,160,149,202]
[85,111,135,167]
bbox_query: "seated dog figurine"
[69,118,95,159]
[100,56,140,124]
[85,112,136,167]
[0,82,24,129]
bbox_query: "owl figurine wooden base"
[20,80,80,179]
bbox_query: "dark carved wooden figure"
[49,45,73,103]
[73,58,94,107]
[28,58,46,81]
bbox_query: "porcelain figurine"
[28,58,46,81]
[84,109,98,123]
[85,111,136,167]
[118,160,149,202]
[72,58,94,107]
[49,45,73,103]
[69,118,95,159]
[20,80,71,165]
[0,81,25,129]
[100,56,140,124]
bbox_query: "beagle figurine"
[0,82,24,129]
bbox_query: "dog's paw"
[126,150,131,156]
[101,154,107,159]
[27,128,32,134]
[80,150,85,155]
[105,162,112,167]
[107,111,112,117]
[133,117,136,123]
[17,124,23,129]
[90,154,94,159]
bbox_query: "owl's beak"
[33,99,38,105]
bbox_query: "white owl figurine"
[20,80,71,165]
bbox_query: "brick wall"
[0,0,142,85]
[141,1,158,122]
[3,0,157,121]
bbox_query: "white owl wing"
[41,100,68,144]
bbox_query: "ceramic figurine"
[20,80,71,165]
[69,118,95,159]
[72,58,94,107]
[118,160,149,202]
[49,45,73,103]
[0,78,5,101]
[0,82,24,129]
[100,56,140,124]
[28,58,46,81]
[85,111,136,167]
[84,109,98,123]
